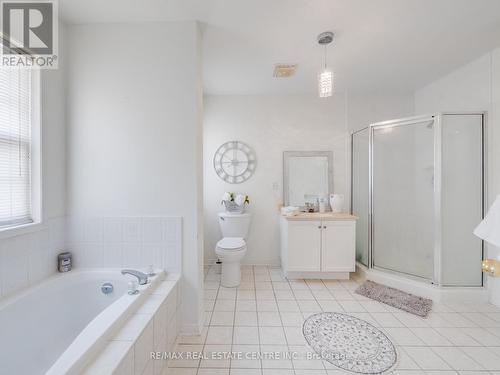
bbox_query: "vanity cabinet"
[280,213,356,279]
[286,220,322,272]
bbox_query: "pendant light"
[317,31,334,98]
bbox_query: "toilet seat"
[216,237,246,251]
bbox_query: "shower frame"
[351,113,487,287]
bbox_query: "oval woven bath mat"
[303,312,397,374]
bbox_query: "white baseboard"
[205,259,281,267]
[488,277,500,307]
[205,258,217,266]
[284,271,350,280]
[179,323,203,336]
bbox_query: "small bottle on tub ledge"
[57,252,72,272]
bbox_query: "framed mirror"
[283,151,333,208]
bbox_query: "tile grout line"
[288,276,313,375]
[304,278,329,373]
[227,265,239,375]
[428,344,488,373]
[197,265,221,375]
[274,266,298,375]
[253,266,263,375]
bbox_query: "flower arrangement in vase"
[221,192,250,213]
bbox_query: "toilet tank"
[218,212,251,238]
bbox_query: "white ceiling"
[60,0,500,95]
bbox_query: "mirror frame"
[283,151,334,207]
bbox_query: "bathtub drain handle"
[101,282,114,295]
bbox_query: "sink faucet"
[121,269,148,285]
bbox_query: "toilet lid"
[217,237,245,250]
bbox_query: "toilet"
[215,212,251,287]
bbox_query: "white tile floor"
[165,265,500,375]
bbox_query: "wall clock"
[213,141,256,184]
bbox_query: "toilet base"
[215,239,247,288]
[220,261,241,287]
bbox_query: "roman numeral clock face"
[213,141,256,184]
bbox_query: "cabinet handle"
[317,226,321,229]
[323,226,326,229]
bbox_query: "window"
[0,67,40,229]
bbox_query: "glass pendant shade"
[318,68,333,98]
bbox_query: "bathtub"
[0,268,164,375]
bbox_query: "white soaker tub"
[0,268,163,375]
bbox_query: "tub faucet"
[121,269,148,285]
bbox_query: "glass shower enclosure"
[351,114,485,286]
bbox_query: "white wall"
[42,25,67,220]
[346,93,417,132]
[66,21,204,333]
[0,24,67,298]
[203,93,413,265]
[415,48,500,305]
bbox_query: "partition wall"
[351,113,485,287]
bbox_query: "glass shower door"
[372,119,435,280]
[440,114,483,286]
[352,129,369,266]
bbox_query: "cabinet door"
[287,221,321,271]
[321,221,356,272]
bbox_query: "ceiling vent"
[273,64,298,78]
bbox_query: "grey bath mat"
[355,280,432,317]
[303,312,397,374]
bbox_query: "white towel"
[281,206,299,216]
[474,195,500,247]
[234,194,245,206]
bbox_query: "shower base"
[355,262,489,304]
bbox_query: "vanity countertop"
[282,212,358,221]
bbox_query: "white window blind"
[0,68,33,228]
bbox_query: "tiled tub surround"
[84,274,180,375]
[0,215,181,300]
[67,216,182,273]
[166,265,500,375]
[0,268,165,374]
[0,216,65,299]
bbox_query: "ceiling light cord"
[323,44,327,70]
